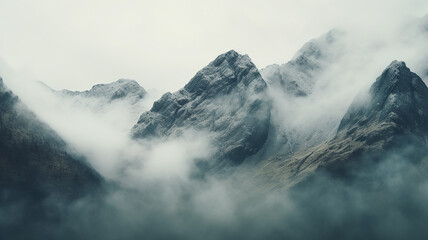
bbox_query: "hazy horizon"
[1,0,427,94]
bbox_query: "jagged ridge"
[339,61,428,135]
[256,61,428,189]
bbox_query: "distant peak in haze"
[83,79,146,99]
[90,79,141,91]
[292,29,345,60]
[58,78,147,104]
[260,29,346,97]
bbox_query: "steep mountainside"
[260,30,345,97]
[258,30,346,161]
[257,61,428,189]
[0,77,101,200]
[132,50,271,165]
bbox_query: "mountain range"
[3,31,428,194]
[1,26,428,239]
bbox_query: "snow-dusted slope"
[132,50,271,165]
[60,79,146,105]
[39,79,150,134]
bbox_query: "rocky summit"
[338,61,428,138]
[132,50,271,165]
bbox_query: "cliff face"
[339,61,428,133]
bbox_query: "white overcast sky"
[0,0,427,93]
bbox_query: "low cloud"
[1,7,428,240]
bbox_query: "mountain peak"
[132,50,270,165]
[90,79,144,92]
[211,50,249,67]
[382,60,408,78]
[110,78,139,85]
[260,29,346,97]
[338,61,428,134]
[184,50,265,95]
[370,60,425,100]
[386,60,406,69]
[209,50,251,68]
[60,78,146,104]
[222,49,239,58]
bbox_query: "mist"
[1,0,427,92]
[4,141,428,240]
[262,14,428,157]
[1,2,428,240]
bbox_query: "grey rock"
[132,50,271,165]
[339,61,428,135]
